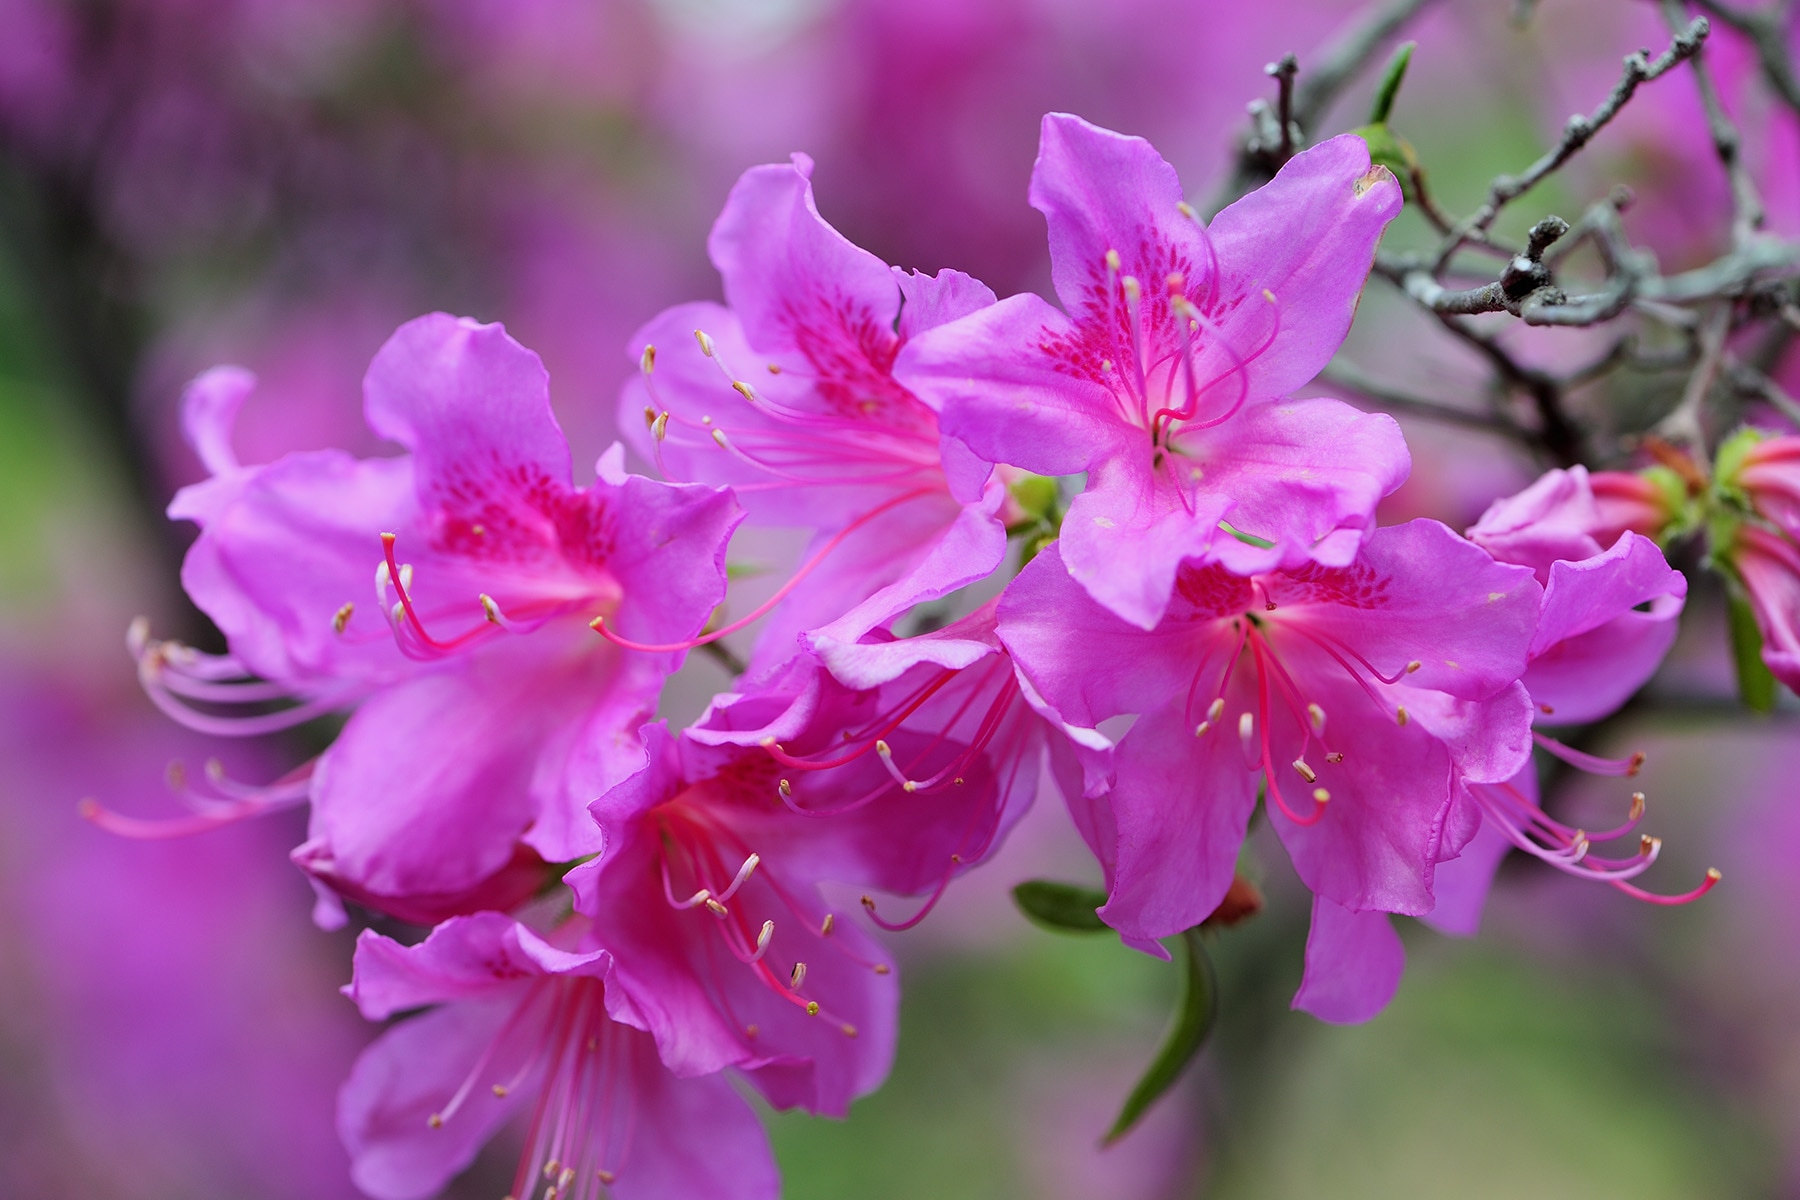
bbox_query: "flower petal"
[1291,894,1405,1024]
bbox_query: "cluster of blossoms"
[114,113,1723,1198]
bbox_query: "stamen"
[480,594,504,625]
[640,344,655,374]
[1532,733,1646,777]
[1292,759,1317,784]
[819,913,834,936]
[1405,660,1422,674]
[1395,706,1409,727]
[1326,751,1345,763]
[332,603,354,634]
[1208,698,1225,723]
[754,920,774,957]
[1307,703,1326,736]
[789,962,807,990]
[703,898,728,917]
[694,329,716,357]
[713,852,760,902]
[731,380,756,402]
[1238,712,1254,743]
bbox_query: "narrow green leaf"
[1104,928,1218,1144]
[1011,880,1110,934]
[1728,593,1778,712]
[1367,41,1415,125]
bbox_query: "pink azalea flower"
[898,113,1409,630]
[619,155,1008,671]
[568,724,898,1118]
[998,521,1543,1021]
[139,314,740,915]
[1715,430,1800,690]
[1465,463,1681,579]
[1729,522,1800,689]
[340,913,778,1200]
[689,601,1058,929]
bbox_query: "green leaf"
[1367,41,1415,125]
[1728,592,1778,713]
[1011,880,1110,934]
[1104,927,1218,1145]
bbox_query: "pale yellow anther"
[1262,288,1277,304]
[1641,834,1661,857]
[756,920,774,953]
[1327,751,1345,764]
[1292,759,1317,784]
[694,329,716,357]
[333,603,354,634]
[479,594,502,625]
[841,1023,859,1038]
[1395,706,1410,727]
[1101,358,1114,372]
[902,780,918,793]
[640,344,656,374]
[390,601,405,624]
[875,739,892,757]
[427,1113,444,1129]
[544,1160,561,1181]
[732,380,756,402]
[711,428,730,449]
[778,779,792,799]
[1177,200,1199,221]
[598,1169,617,1185]
[1629,791,1646,821]
[704,897,728,917]
[874,963,891,975]
[805,1001,821,1016]
[1194,721,1211,737]
[767,362,782,374]
[1307,702,1326,734]
[820,913,834,936]
[1706,867,1723,882]
[1207,698,1226,723]
[398,563,413,592]
[1238,712,1255,742]
[492,1084,508,1097]
[471,524,485,537]
[1122,275,1142,303]
[559,1168,575,1189]
[650,411,669,441]
[1312,788,1331,804]
[790,961,808,989]
[1405,660,1422,674]
[1105,248,1121,272]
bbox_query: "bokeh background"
[1,0,1797,1196]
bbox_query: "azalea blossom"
[619,154,1007,672]
[127,314,740,916]
[568,724,898,1117]
[998,521,1542,1020]
[340,913,778,1200]
[899,113,1409,629]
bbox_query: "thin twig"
[1292,0,1443,131]
[1660,0,1765,242]
[1653,303,1732,453]
[1433,17,1709,271]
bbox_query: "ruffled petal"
[1291,895,1405,1024]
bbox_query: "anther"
[841,1023,858,1038]
[559,1168,575,1189]
[1307,703,1326,736]
[820,913,834,936]
[694,329,716,357]
[650,411,669,441]
[1640,834,1660,857]
[1122,275,1142,303]
[704,897,728,917]
[873,963,890,975]
[805,1001,821,1016]
[1628,751,1646,776]
[332,603,354,634]
[1194,722,1210,737]
[731,380,756,402]
[1629,792,1646,821]
[1327,751,1345,763]
[1395,706,1410,727]
[1177,200,1200,221]
[1292,759,1317,784]
[860,895,876,912]
[1105,248,1121,272]
[1312,788,1331,804]
[756,920,774,954]
[1706,867,1723,882]
[1539,703,1556,715]
[492,1085,508,1097]
[712,429,730,449]
[1207,698,1225,723]
[1405,660,1422,674]
[640,344,656,373]
[874,739,892,758]
[1238,712,1254,742]
[766,363,781,374]
[902,780,918,792]
[778,779,792,799]
[544,1160,561,1181]
[479,594,503,625]
[427,1113,444,1129]
[790,962,807,989]
[598,1170,617,1185]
